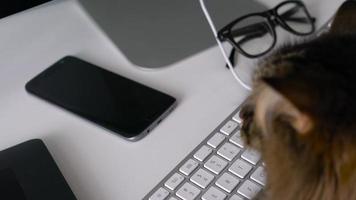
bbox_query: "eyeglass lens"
[231,15,274,56]
[277,2,313,34]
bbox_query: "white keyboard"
[143,107,265,200]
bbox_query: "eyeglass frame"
[217,0,316,59]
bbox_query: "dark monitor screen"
[0,168,26,200]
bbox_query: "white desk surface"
[0,0,344,199]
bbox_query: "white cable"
[199,0,252,91]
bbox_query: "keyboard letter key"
[165,173,185,190]
[220,120,238,135]
[149,187,170,200]
[204,155,228,175]
[190,168,215,189]
[207,133,226,148]
[179,159,199,176]
[241,149,261,165]
[194,145,213,162]
[176,182,201,200]
[216,173,240,193]
[229,194,244,200]
[217,143,240,161]
[229,131,244,148]
[229,159,252,178]
[250,166,266,186]
[232,111,242,123]
[237,180,262,199]
[202,186,227,200]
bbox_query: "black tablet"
[0,139,76,200]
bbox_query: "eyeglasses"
[217,0,316,68]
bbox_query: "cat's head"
[240,0,356,160]
[239,1,356,198]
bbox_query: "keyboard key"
[237,180,262,199]
[202,186,227,200]
[220,121,238,135]
[251,166,266,186]
[204,155,228,175]
[216,173,240,193]
[165,173,185,190]
[229,131,244,148]
[229,159,252,178]
[207,133,226,148]
[176,182,201,200]
[194,145,213,162]
[232,111,242,123]
[180,159,199,176]
[168,197,178,200]
[229,194,244,200]
[217,143,241,161]
[190,168,214,188]
[149,187,169,200]
[241,149,261,165]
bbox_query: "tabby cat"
[239,1,356,200]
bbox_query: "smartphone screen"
[25,56,176,141]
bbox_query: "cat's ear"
[329,1,356,35]
[259,77,314,135]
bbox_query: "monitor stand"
[78,0,267,68]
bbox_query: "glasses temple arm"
[279,5,316,24]
[280,5,300,18]
[226,30,268,68]
[229,15,315,39]
[229,23,267,38]
[226,48,236,68]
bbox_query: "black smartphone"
[25,56,177,141]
